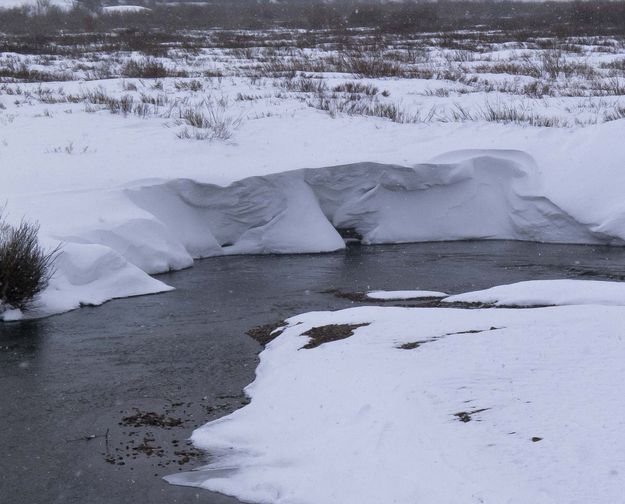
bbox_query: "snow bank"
[443,279,625,307]
[127,175,346,256]
[126,151,615,259]
[366,289,448,300]
[38,241,172,315]
[305,152,612,244]
[1,240,171,321]
[5,150,625,319]
[167,304,625,503]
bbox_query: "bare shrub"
[107,94,134,115]
[474,61,540,78]
[281,76,327,93]
[174,79,203,91]
[537,49,596,80]
[338,53,405,78]
[595,77,625,96]
[601,58,625,72]
[333,81,379,96]
[424,87,451,97]
[120,58,186,79]
[176,100,242,140]
[540,49,566,79]
[312,95,421,123]
[480,101,566,127]
[603,104,625,122]
[0,213,58,312]
[0,59,74,82]
[67,87,166,118]
[522,80,553,98]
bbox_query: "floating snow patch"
[166,305,625,504]
[366,290,448,300]
[443,279,625,307]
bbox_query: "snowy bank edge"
[6,150,625,321]
[442,278,625,307]
[165,303,625,503]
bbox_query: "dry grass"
[0,212,59,311]
[176,99,242,141]
[120,58,187,79]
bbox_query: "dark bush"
[120,58,186,78]
[0,215,58,312]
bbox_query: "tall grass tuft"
[176,99,242,140]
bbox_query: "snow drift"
[166,301,625,503]
[127,150,615,260]
[4,150,625,319]
[4,240,173,321]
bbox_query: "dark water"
[2,241,625,504]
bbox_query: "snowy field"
[2,28,625,318]
[3,22,625,504]
[166,280,625,504]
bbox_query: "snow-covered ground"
[166,280,625,503]
[3,30,625,318]
[4,25,625,504]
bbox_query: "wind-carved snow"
[165,301,625,504]
[126,150,614,261]
[307,152,606,245]
[127,174,345,257]
[3,150,625,319]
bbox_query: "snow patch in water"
[366,290,448,300]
